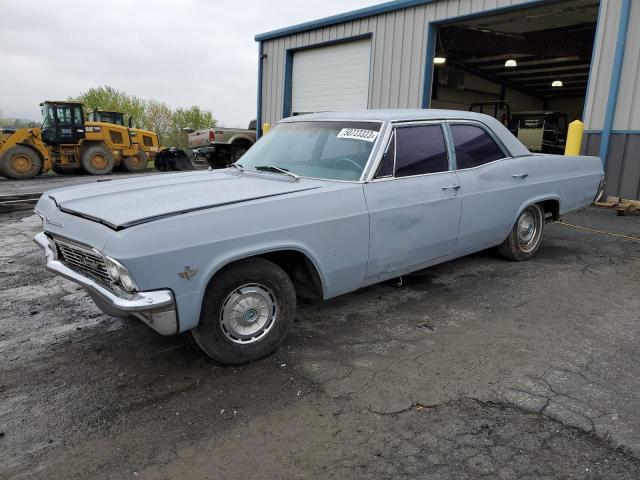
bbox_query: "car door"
[449,122,530,252]
[363,122,462,281]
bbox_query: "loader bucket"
[154,148,194,172]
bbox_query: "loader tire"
[0,146,42,179]
[81,145,114,175]
[123,149,149,172]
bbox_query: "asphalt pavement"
[0,206,638,479]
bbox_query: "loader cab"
[40,101,86,146]
[88,109,125,126]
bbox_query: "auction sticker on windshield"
[337,128,379,142]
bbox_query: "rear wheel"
[81,145,114,175]
[123,149,149,172]
[498,204,545,261]
[229,142,251,163]
[0,146,42,179]
[192,258,296,365]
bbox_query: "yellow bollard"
[262,122,271,135]
[564,120,584,156]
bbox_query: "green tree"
[143,99,173,142]
[70,86,217,148]
[70,86,145,125]
[164,106,216,149]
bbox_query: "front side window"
[450,124,505,169]
[374,124,449,178]
[238,121,382,181]
[395,125,449,177]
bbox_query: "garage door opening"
[429,0,599,154]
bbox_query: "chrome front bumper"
[34,232,178,335]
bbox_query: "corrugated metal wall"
[612,0,640,131]
[259,0,532,127]
[259,0,639,198]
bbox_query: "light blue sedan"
[34,110,604,364]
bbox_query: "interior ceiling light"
[434,56,446,64]
[552,80,563,87]
[504,59,517,67]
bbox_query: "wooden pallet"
[594,196,640,216]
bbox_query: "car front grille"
[53,238,112,287]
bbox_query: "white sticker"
[337,128,379,142]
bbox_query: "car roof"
[279,109,502,123]
[279,108,531,157]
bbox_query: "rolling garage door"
[291,38,372,115]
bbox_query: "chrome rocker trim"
[34,232,178,335]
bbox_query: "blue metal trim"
[282,50,294,118]
[255,0,438,41]
[582,0,603,123]
[599,0,631,166]
[421,24,436,108]
[256,41,264,139]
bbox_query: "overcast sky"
[0,0,377,127]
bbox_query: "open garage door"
[291,38,371,115]
[428,0,598,154]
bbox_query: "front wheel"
[192,258,296,365]
[0,146,42,179]
[498,204,545,261]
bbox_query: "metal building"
[255,0,639,199]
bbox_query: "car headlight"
[104,258,120,282]
[103,256,138,293]
[119,270,136,292]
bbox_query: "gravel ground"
[0,207,639,479]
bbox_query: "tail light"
[209,130,215,142]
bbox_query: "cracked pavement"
[0,206,639,479]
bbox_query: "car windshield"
[238,121,382,181]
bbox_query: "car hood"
[47,170,325,230]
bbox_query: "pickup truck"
[187,120,256,168]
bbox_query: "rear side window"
[451,124,505,169]
[395,125,449,177]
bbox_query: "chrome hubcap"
[517,207,542,253]
[220,283,277,344]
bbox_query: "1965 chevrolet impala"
[34,110,604,364]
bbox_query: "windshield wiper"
[230,162,244,172]
[254,165,300,181]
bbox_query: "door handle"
[512,173,529,179]
[442,184,461,191]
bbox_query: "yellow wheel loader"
[87,108,194,173]
[0,101,160,179]
[87,109,160,172]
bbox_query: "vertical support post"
[421,24,436,109]
[256,41,264,139]
[599,0,631,166]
